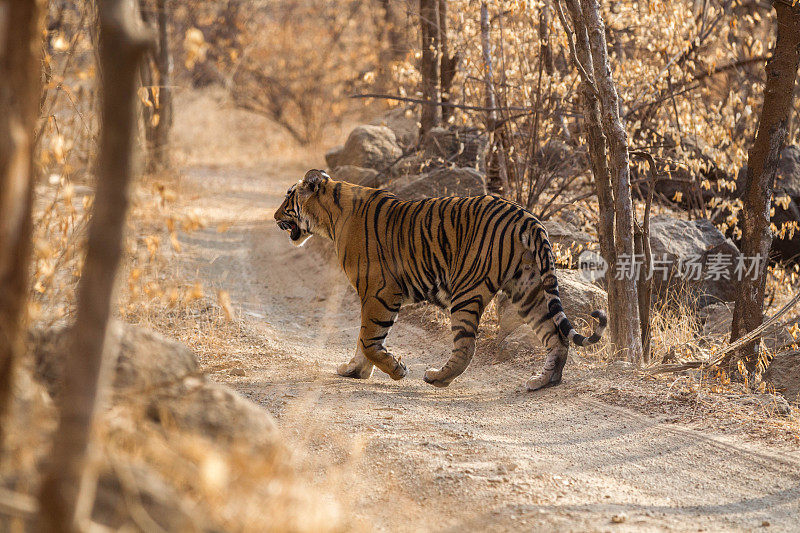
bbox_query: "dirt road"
[171,91,800,532]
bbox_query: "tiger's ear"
[302,169,330,192]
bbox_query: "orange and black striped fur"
[274,170,606,391]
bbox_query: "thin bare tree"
[728,1,800,371]
[557,0,644,363]
[0,0,45,448]
[481,2,508,194]
[438,0,458,125]
[139,0,173,171]
[38,0,151,529]
[419,0,441,133]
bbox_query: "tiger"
[274,169,606,391]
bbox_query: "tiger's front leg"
[336,347,374,379]
[341,296,407,380]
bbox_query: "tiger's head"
[274,169,332,246]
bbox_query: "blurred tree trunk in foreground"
[560,0,643,364]
[139,0,173,171]
[0,0,45,449]
[728,2,800,372]
[419,0,441,133]
[38,0,151,529]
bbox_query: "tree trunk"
[419,0,441,133]
[379,0,406,62]
[540,1,554,75]
[729,2,800,371]
[561,0,643,362]
[439,0,458,125]
[481,2,507,194]
[139,0,172,172]
[38,0,151,529]
[0,0,45,449]
[581,0,642,364]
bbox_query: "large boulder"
[737,145,800,264]
[648,215,741,307]
[544,219,595,268]
[325,145,344,169]
[370,107,419,150]
[93,462,202,531]
[496,269,608,343]
[386,167,487,200]
[331,165,381,188]
[144,378,277,447]
[334,125,402,171]
[34,321,199,397]
[766,351,800,404]
[699,301,797,351]
[769,145,800,263]
[33,321,278,448]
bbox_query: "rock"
[739,145,800,198]
[648,215,741,307]
[370,107,419,149]
[331,165,381,188]
[496,269,608,343]
[34,321,199,398]
[738,145,800,264]
[765,350,800,404]
[146,379,277,447]
[544,219,595,267]
[33,321,278,448]
[386,167,487,200]
[93,462,201,531]
[497,326,540,362]
[389,152,428,180]
[698,301,795,351]
[336,125,402,171]
[698,302,734,338]
[422,127,487,170]
[325,145,344,169]
[611,512,628,524]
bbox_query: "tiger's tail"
[526,224,607,347]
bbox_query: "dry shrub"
[228,0,383,145]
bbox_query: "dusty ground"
[165,89,800,532]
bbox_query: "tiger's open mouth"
[277,220,302,241]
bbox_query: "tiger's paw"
[423,368,453,388]
[337,361,374,380]
[525,372,560,392]
[386,360,408,381]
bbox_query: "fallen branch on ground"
[649,290,800,375]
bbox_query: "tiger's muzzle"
[277,219,302,241]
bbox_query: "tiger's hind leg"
[524,318,569,391]
[506,269,569,391]
[424,294,486,388]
